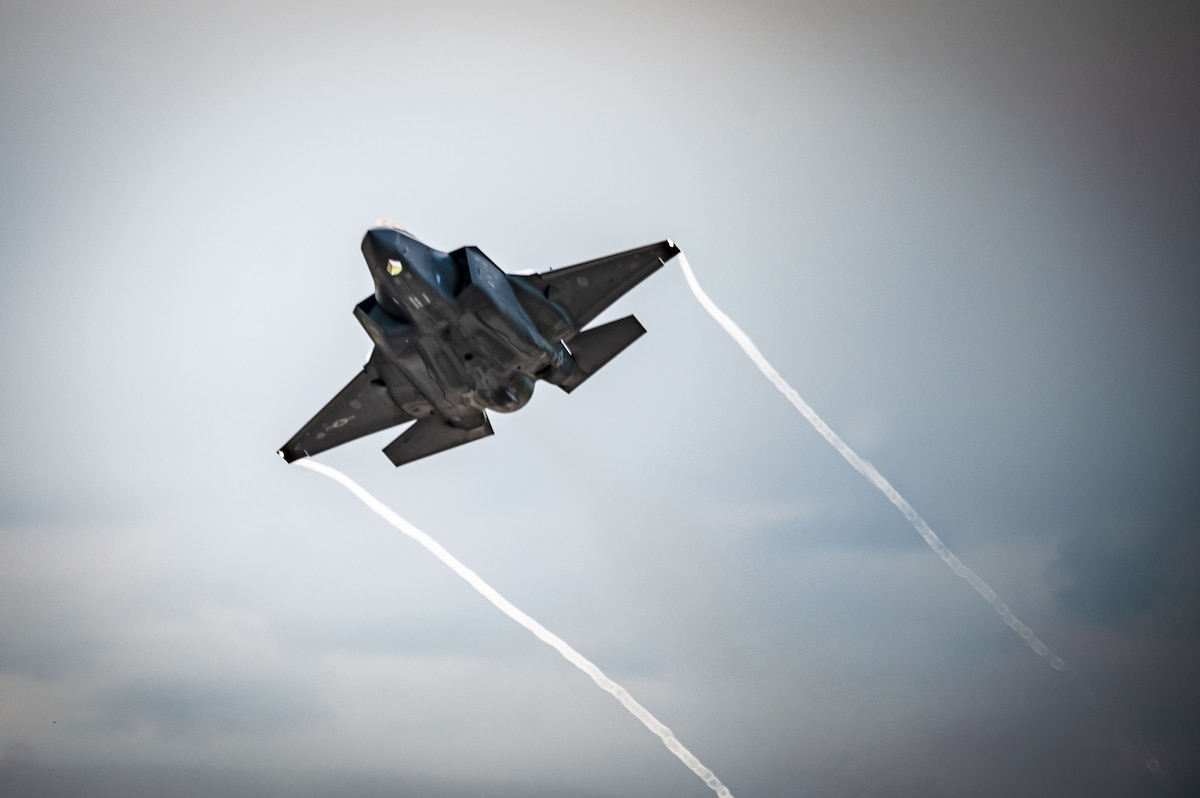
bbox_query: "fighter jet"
[279,224,679,466]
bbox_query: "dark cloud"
[1055,515,1200,630]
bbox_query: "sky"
[1,1,1198,796]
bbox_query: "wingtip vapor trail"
[673,251,1069,670]
[672,250,1169,782]
[291,456,736,798]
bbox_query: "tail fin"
[555,315,646,393]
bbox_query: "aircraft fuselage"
[358,227,571,425]
[279,225,677,466]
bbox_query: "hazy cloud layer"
[2,1,1197,796]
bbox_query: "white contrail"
[676,253,1172,782]
[674,253,1071,674]
[293,457,735,798]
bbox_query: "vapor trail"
[675,254,1177,782]
[674,254,1070,674]
[294,457,735,798]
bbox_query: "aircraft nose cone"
[362,227,404,265]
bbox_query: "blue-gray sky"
[1,1,1197,796]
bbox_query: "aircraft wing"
[526,240,679,329]
[278,366,416,462]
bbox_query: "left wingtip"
[278,448,306,463]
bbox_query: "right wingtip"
[661,238,682,264]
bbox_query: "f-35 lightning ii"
[279,224,679,466]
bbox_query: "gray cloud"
[1,0,1197,796]
[0,763,613,798]
[1055,515,1200,627]
[103,679,325,736]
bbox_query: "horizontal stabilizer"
[558,315,646,393]
[382,415,494,467]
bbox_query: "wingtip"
[660,239,681,264]
[278,447,308,463]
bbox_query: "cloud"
[103,679,324,736]
[1054,515,1200,630]
[0,762,613,798]
[1,1,1198,795]
[0,742,35,784]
